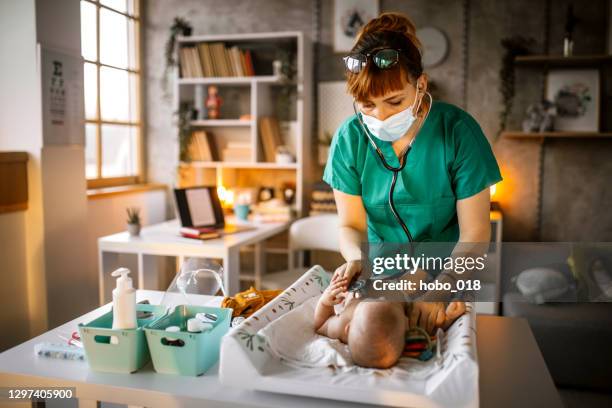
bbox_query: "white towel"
[259,295,354,368]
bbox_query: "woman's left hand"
[409,302,446,335]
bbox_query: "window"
[81,0,142,188]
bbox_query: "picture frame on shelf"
[546,69,600,132]
[333,0,379,53]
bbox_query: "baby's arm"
[314,275,348,332]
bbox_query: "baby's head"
[347,301,405,369]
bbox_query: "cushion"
[514,267,570,304]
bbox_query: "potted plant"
[162,17,193,96]
[126,207,141,237]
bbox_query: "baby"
[314,274,465,369]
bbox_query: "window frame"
[82,0,144,189]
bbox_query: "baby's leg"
[442,301,466,330]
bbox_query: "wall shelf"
[0,152,28,213]
[190,119,252,127]
[180,161,298,170]
[501,131,612,139]
[178,76,282,85]
[514,54,612,68]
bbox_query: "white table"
[98,219,288,304]
[0,290,562,408]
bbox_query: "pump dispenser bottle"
[111,268,137,329]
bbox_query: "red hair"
[346,12,423,102]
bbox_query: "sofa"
[500,243,612,406]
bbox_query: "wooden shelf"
[178,75,281,85]
[501,131,612,139]
[190,119,252,127]
[177,31,302,43]
[0,152,28,214]
[514,54,612,68]
[181,161,298,170]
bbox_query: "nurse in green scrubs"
[323,12,502,333]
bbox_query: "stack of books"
[251,199,294,223]
[179,43,255,78]
[258,117,283,162]
[180,226,221,240]
[310,182,337,214]
[222,141,251,162]
[188,130,219,161]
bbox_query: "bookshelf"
[174,31,312,215]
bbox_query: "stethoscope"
[348,89,433,298]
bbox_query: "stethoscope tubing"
[353,91,433,247]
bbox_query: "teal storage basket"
[79,304,165,373]
[144,305,232,376]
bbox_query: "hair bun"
[359,12,422,53]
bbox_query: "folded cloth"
[259,296,353,368]
[222,287,282,318]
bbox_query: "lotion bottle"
[111,268,137,329]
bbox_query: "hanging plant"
[162,17,193,97]
[498,36,534,137]
[274,48,298,122]
[176,103,195,162]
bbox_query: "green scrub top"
[323,100,503,244]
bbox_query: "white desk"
[0,290,562,408]
[98,219,288,304]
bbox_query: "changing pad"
[219,265,479,408]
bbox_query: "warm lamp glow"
[217,185,234,207]
[490,184,497,200]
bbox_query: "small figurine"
[205,85,222,119]
[522,100,556,132]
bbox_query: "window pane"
[80,1,97,61]
[85,124,98,179]
[84,63,97,119]
[101,0,126,13]
[100,66,138,121]
[127,19,138,70]
[101,124,138,177]
[127,0,138,17]
[100,8,128,68]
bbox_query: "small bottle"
[111,268,137,330]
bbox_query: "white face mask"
[360,91,422,142]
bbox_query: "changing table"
[0,290,562,408]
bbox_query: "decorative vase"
[127,223,141,237]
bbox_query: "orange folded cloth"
[222,286,283,318]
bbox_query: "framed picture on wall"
[546,69,600,132]
[333,0,379,53]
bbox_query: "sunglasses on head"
[343,48,402,74]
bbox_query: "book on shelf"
[222,141,251,162]
[258,116,283,162]
[188,130,219,161]
[179,47,191,77]
[179,42,257,78]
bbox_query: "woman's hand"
[320,274,349,307]
[409,302,446,335]
[332,260,363,287]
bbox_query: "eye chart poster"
[40,46,84,146]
